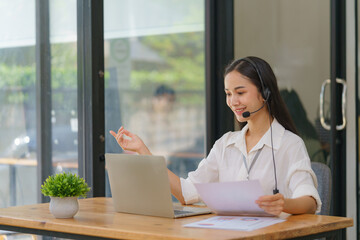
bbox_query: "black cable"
[267,102,279,195]
[239,57,278,194]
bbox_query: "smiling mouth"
[234,108,245,115]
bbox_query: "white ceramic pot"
[49,196,79,218]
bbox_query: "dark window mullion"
[205,0,234,154]
[330,0,346,220]
[77,0,105,197]
[35,0,52,203]
[356,0,360,234]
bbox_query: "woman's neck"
[246,110,273,138]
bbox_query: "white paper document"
[194,180,272,216]
[184,216,285,231]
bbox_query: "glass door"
[234,0,346,219]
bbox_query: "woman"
[110,56,321,216]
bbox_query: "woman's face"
[224,70,264,122]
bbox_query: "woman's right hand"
[109,127,151,155]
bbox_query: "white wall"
[234,0,330,123]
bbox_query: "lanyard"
[242,147,263,180]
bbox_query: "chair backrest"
[311,161,332,215]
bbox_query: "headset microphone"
[242,94,270,118]
[242,112,251,118]
[242,98,268,118]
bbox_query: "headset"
[237,57,279,195]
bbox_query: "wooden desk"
[0,197,353,240]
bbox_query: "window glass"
[0,0,78,209]
[234,0,330,164]
[0,0,36,207]
[104,0,206,197]
[49,0,78,175]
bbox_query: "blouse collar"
[227,118,285,155]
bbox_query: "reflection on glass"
[280,89,330,164]
[0,0,37,207]
[50,43,78,175]
[234,0,330,164]
[0,0,78,209]
[104,0,206,196]
[50,0,78,175]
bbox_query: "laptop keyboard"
[174,210,194,215]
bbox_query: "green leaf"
[40,172,90,198]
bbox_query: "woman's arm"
[167,169,185,204]
[283,195,317,214]
[259,136,320,216]
[256,194,317,216]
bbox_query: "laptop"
[105,153,212,218]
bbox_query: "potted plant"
[41,172,90,218]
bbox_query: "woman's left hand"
[256,193,285,216]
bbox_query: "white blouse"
[180,119,322,213]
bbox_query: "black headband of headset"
[238,57,270,100]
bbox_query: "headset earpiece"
[239,57,271,101]
[263,88,271,101]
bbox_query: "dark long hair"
[224,56,298,135]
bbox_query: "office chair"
[311,161,332,215]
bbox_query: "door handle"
[319,78,346,131]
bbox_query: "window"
[0,0,37,207]
[0,0,78,208]
[104,0,206,196]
